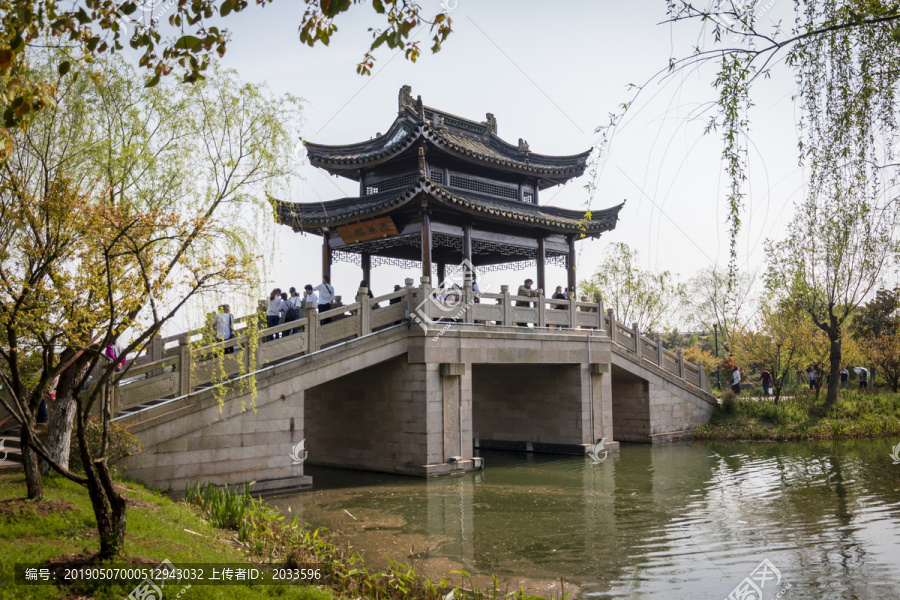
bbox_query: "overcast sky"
[199,0,809,313]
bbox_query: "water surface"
[271,441,900,599]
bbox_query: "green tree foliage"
[579,242,685,333]
[0,0,451,152]
[852,288,900,391]
[683,265,755,354]
[0,51,297,557]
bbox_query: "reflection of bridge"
[117,280,716,493]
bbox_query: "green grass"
[695,389,900,441]
[0,471,333,600]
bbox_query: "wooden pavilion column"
[361,252,371,287]
[566,234,576,296]
[421,211,433,281]
[463,225,473,266]
[536,237,546,293]
[437,262,446,286]
[322,230,332,280]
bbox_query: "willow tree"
[647,2,900,405]
[0,51,297,557]
[580,242,686,333]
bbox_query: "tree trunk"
[40,394,77,476]
[77,415,127,558]
[825,330,842,406]
[20,426,43,500]
[40,353,90,475]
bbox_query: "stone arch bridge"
[115,280,716,493]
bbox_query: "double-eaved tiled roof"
[303,86,591,186]
[275,176,623,235]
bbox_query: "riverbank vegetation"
[694,389,900,442]
[0,471,557,600]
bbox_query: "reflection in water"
[270,440,900,599]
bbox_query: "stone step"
[0,434,22,467]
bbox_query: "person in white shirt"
[303,284,318,308]
[283,287,302,335]
[731,367,741,395]
[213,304,235,353]
[266,288,287,340]
[313,276,335,324]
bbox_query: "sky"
[168,0,811,321]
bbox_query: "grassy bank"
[694,389,900,441]
[0,472,556,600]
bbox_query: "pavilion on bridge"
[275,85,624,293]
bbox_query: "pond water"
[270,441,900,599]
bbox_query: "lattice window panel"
[478,259,537,273]
[523,191,534,203]
[433,233,462,250]
[448,173,519,200]
[332,250,362,266]
[472,239,536,259]
[365,172,417,195]
[546,251,568,268]
[337,234,421,256]
[372,256,423,270]
[429,168,444,184]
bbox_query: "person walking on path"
[855,366,870,390]
[314,276,335,324]
[732,367,742,395]
[759,369,772,397]
[840,367,850,389]
[808,366,817,390]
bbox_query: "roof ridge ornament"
[431,113,444,129]
[418,146,427,179]
[416,95,425,122]
[518,138,530,154]
[399,85,414,111]
[484,113,497,135]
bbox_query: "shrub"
[720,390,736,413]
[69,417,142,473]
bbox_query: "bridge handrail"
[114,283,710,413]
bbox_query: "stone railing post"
[306,305,319,353]
[463,271,474,324]
[595,295,604,332]
[655,333,664,366]
[178,334,191,396]
[419,276,432,325]
[677,347,685,379]
[568,292,577,329]
[537,289,546,328]
[357,287,371,336]
[607,308,616,345]
[697,360,704,387]
[149,334,163,377]
[404,277,415,324]
[632,322,640,354]
[500,285,510,326]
